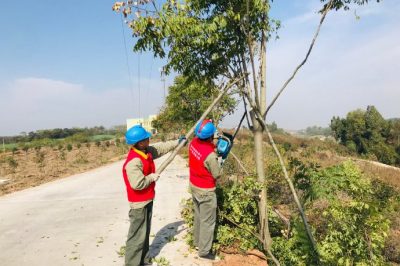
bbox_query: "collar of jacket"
[132,147,148,159]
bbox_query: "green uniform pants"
[125,201,153,266]
[192,191,217,256]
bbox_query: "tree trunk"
[256,19,273,250]
[251,112,272,249]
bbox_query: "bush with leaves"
[95,141,101,148]
[181,177,263,253]
[21,145,29,155]
[270,160,392,265]
[6,157,18,173]
[66,144,73,152]
[35,150,46,170]
[215,177,263,252]
[182,157,395,264]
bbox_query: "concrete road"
[0,154,211,266]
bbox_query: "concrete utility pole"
[2,139,5,153]
[160,69,166,101]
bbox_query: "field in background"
[0,136,128,196]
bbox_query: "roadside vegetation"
[152,71,400,265]
[180,128,400,265]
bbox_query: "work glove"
[148,173,160,182]
[178,135,187,145]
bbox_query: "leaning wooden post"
[155,75,245,175]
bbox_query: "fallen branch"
[219,210,263,243]
[218,209,281,266]
[247,249,268,261]
[230,151,250,176]
[272,208,290,228]
[221,248,268,261]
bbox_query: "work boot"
[198,252,216,260]
[140,257,153,265]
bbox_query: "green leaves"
[114,0,275,81]
[288,160,391,265]
[216,176,263,251]
[152,75,237,132]
[320,0,381,12]
[330,106,399,165]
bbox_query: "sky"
[0,0,399,136]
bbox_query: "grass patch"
[90,135,115,141]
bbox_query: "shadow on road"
[149,220,185,257]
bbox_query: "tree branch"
[241,90,319,260]
[263,0,334,119]
[230,151,250,176]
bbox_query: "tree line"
[1,125,126,144]
[330,105,400,165]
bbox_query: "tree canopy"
[152,75,237,132]
[330,105,400,165]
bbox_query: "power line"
[146,57,154,110]
[119,14,135,115]
[138,53,141,118]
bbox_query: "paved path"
[0,154,211,266]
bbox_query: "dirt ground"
[0,141,128,196]
[214,250,268,266]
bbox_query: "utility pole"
[2,138,5,153]
[160,69,166,101]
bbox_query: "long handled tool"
[155,76,245,175]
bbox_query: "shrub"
[35,150,46,169]
[22,145,29,154]
[59,151,66,161]
[275,160,391,265]
[181,176,263,253]
[6,157,18,172]
[66,144,73,152]
[11,147,18,155]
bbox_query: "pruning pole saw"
[216,111,247,164]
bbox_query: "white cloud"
[263,4,400,130]
[223,1,400,130]
[0,77,164,135]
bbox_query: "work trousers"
[125,201,153,266]
[192,191,217,256]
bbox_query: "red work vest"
[189,137,216,188]
[122,148,156,202]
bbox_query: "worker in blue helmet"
[122,124,185,266]
[188,119,223,260]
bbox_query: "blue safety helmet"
[195,119,216,140]
[125,125,152,145]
